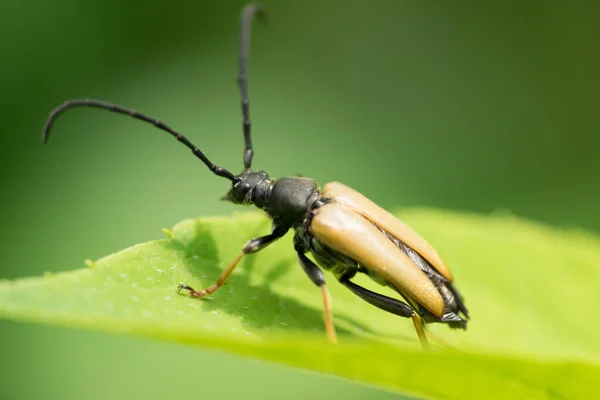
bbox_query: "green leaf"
[1,209,599,399]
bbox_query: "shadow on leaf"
[167,218,384,339]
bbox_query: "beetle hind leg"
[339,278,430,349]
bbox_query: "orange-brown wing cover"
[311,203,445,317]
[322,182,453,281]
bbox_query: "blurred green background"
[1,0,598,399]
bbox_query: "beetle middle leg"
[297,252,337,344]
[178,224,288,298]
[339,278,430,349]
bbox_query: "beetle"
[42,3,468,348]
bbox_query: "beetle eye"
[222,181,250,204]
[235,182,250,198]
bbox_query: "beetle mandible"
[42,3,469,348]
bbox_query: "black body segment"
[224,170,270,204]
[42,3,468,348]
[267,177,320,226]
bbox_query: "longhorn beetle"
[42,3,469,348]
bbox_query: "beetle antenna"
[42,99,237,182]
[239,3,267,170]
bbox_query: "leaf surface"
[1,209,599,399]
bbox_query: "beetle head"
[222,170,270,204]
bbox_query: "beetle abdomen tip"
[441,311,468,330]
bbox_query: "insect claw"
[177,284,193,294]
[177,284,209,298]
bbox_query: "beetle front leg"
[297,252,337,344]
[339,278,430,349]
[178,224,288,298]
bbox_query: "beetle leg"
[339,278,430,349]
[410,313,430,349]
[178,224,288,298]
[297,252,337,344]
